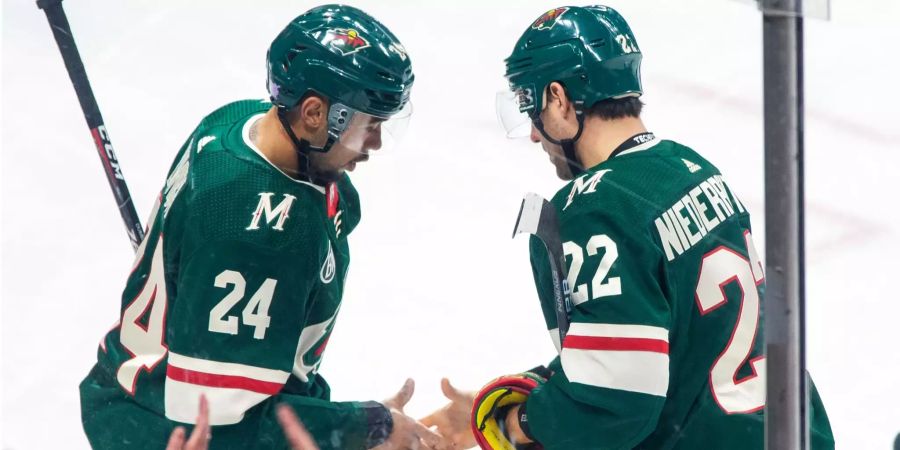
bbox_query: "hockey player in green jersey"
[423,5,835,450]
[79,5,444,450]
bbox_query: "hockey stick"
[512,193,572,345]
[37,0,144,250]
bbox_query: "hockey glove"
[470,367,550,450]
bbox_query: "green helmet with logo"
[267,4,414,157]
[268,4,413,117]
[499,5,642,177]
[505,5,642,119]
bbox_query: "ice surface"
[2,0,898,448]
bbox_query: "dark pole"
[761,0,808,448]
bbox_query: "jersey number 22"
[696,231,766,414]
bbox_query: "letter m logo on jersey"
[246,193,297,231]
[564,169,612,210]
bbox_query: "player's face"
[529,85,580,180]
[530,122,571,180]
[309,114,383,183]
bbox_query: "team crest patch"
[532,7,569,30]
[324,28,370,56]
[320,241,336,284]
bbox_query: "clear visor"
[496,88,536,139]
[330,101,413,155]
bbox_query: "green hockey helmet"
[266,4,415,156]
[497,5,643,139]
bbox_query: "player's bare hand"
[374,379,449,450]
[420,378,476,449]
[277,404,320,450]
[166,395,211,450]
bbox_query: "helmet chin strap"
[276,106,336,184]
[532,105,587,178]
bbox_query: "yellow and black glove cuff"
[470,371,548,450]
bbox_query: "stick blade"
[512,192,548,238]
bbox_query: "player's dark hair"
[586,96,643,119]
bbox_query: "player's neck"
[254,107,302,176]
[576,116,647,168]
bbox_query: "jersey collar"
[242,113,326,194]
[609,132,660,159]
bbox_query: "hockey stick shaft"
[513,193,572,344]
[38,0,144,250]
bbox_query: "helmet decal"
[268,80,281,99]
[531,7,569,31]
[324,28,371,56]
[514,84,537,114]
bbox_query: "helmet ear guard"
[326,103,355,144]
[275,91,345,158]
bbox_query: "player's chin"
[313,167,345,184]
[344,156,369,172]
[549,157,572,180]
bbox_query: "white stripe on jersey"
[164,352,290,425]
[164,378,271,426]
[562,349,670,396]
[549,328,561,353]
[567,323,670,341]
[560,323,670,397]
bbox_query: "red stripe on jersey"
[326,182,340,218]
[166,365,284,395]
[564,335,670,354]
[314,336,330,357]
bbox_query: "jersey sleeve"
[264,394,388,450]
[164,238,387,448]
[525,206,672,449]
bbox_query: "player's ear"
[546,82,571,115]
[297,95,328,130]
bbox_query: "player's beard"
[308,151,369,184]
[543,142,575,181]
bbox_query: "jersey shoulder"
[174,100,331,253]
[551,139,724,230]
[552,139,752,263]
[188,99,272,162]
[198,99,272,132]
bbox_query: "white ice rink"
[2,0,899,448]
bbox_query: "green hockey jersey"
[524,135,834,450]
[80,100,381,449]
